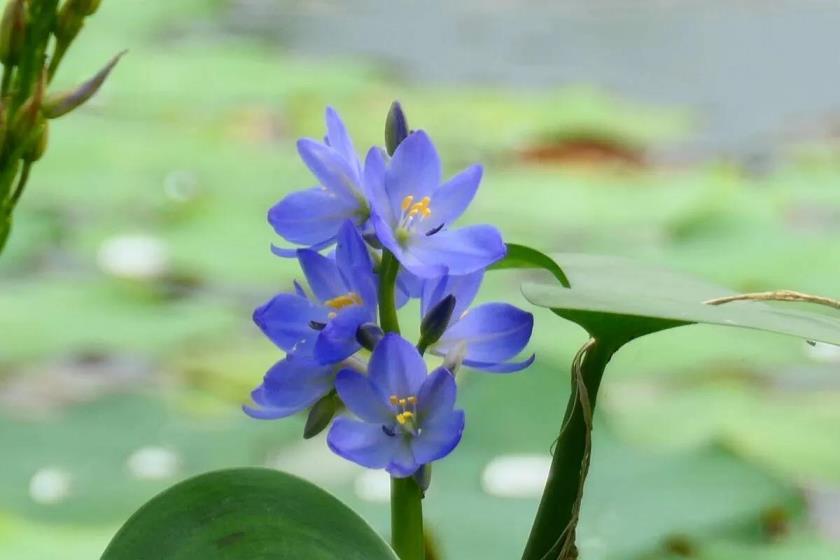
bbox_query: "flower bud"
[303,392,340,439]
[55,0,85,43]
[0,0,26,66]
[23,119,48,162]
[418,295,456,353]
[413,463,432,494]
[356,322,384,351]
[0,100,7,156]
[12,71,45,145]
[384,100,408,156]
[43,50,125,119]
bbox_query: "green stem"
[378,249,401,334]
[522,339,617,560]
[8,159,31,209]
[391,476,425,560]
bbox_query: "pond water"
[227,0,840,156]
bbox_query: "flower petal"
[420,270,484,319]
[372,213,447,278]
[363,147,394,225]
[407,224,506,277]
[335,221,377,312]
[411,410,465,465]
[324,107,360,177]
[297,138,363,202]
[327,417,399,470]
[387,440,420,478]
[368,334,428,397]
[461,354,536,374]
[314,305,369,364]
[416,367,457,426]
[268,187,358,247]
[253,293,325,354]
[298,249,346,303]
[429,164,482,229]
[243,357,335,419]
[434,302,534,364]
[384,131,441,219]
[334,369,393,423]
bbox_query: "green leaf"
[522,253,840,344]
[490,243,571,288]
[101,468,397,560]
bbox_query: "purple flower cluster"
[245,105,535,478]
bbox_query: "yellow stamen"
[389,395,399,406]
[402,195,433,220]
[406,396,416,404]
[324,292,362,311]
[396,411,415,425]
[398,398,407,406]
[401,195,414,211]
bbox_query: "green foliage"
[101,468,397,560]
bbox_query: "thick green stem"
[391,477,425,560]
[522,339,617,560]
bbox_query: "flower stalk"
[522,338,616,560]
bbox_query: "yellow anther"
[406,396,416,404]
[401,195,414,211]
[421,207,431,218]
[398,398,407,406]
[396,411,415,425]
[389,395,399,406]
[419,196,431,206]
[324,292,362,311]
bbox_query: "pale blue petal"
[334,369,393,424]
[407,224,505,276]
[327,417,399,470]
[435,302,534,364]
[268,187,358,246]
[368,334,428,397]
[384,131,441,220]
[429,164,482,229]
[298,249,345,303]
[411,410,464,465]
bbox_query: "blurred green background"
[2,1,840,559]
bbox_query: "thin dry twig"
[704,290,840,311]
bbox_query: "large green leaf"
[101,468,397,560]
[522,253,840,344]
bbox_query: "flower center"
[399,195,432,227]
[389,394,418,433]
[324,292,362,319]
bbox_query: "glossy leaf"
[101,468,397,560]
[490,243,570,287]
[523,253,840,344]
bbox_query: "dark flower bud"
[418,295,456,354]
[43,50,125,119]
[413,464,432,494]
[303,392,340,439]
[384,100,409,156]
[0,0,26,66]
[356,322,384,351]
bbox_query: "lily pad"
[102,468,397,560]
[523,253,840,344]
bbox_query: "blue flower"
[268,107,370,257]
[366,131,506,278]
[254,221,377,364]
[243,355,338,419]
[420,271,535,373]
[327,334,465,477]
